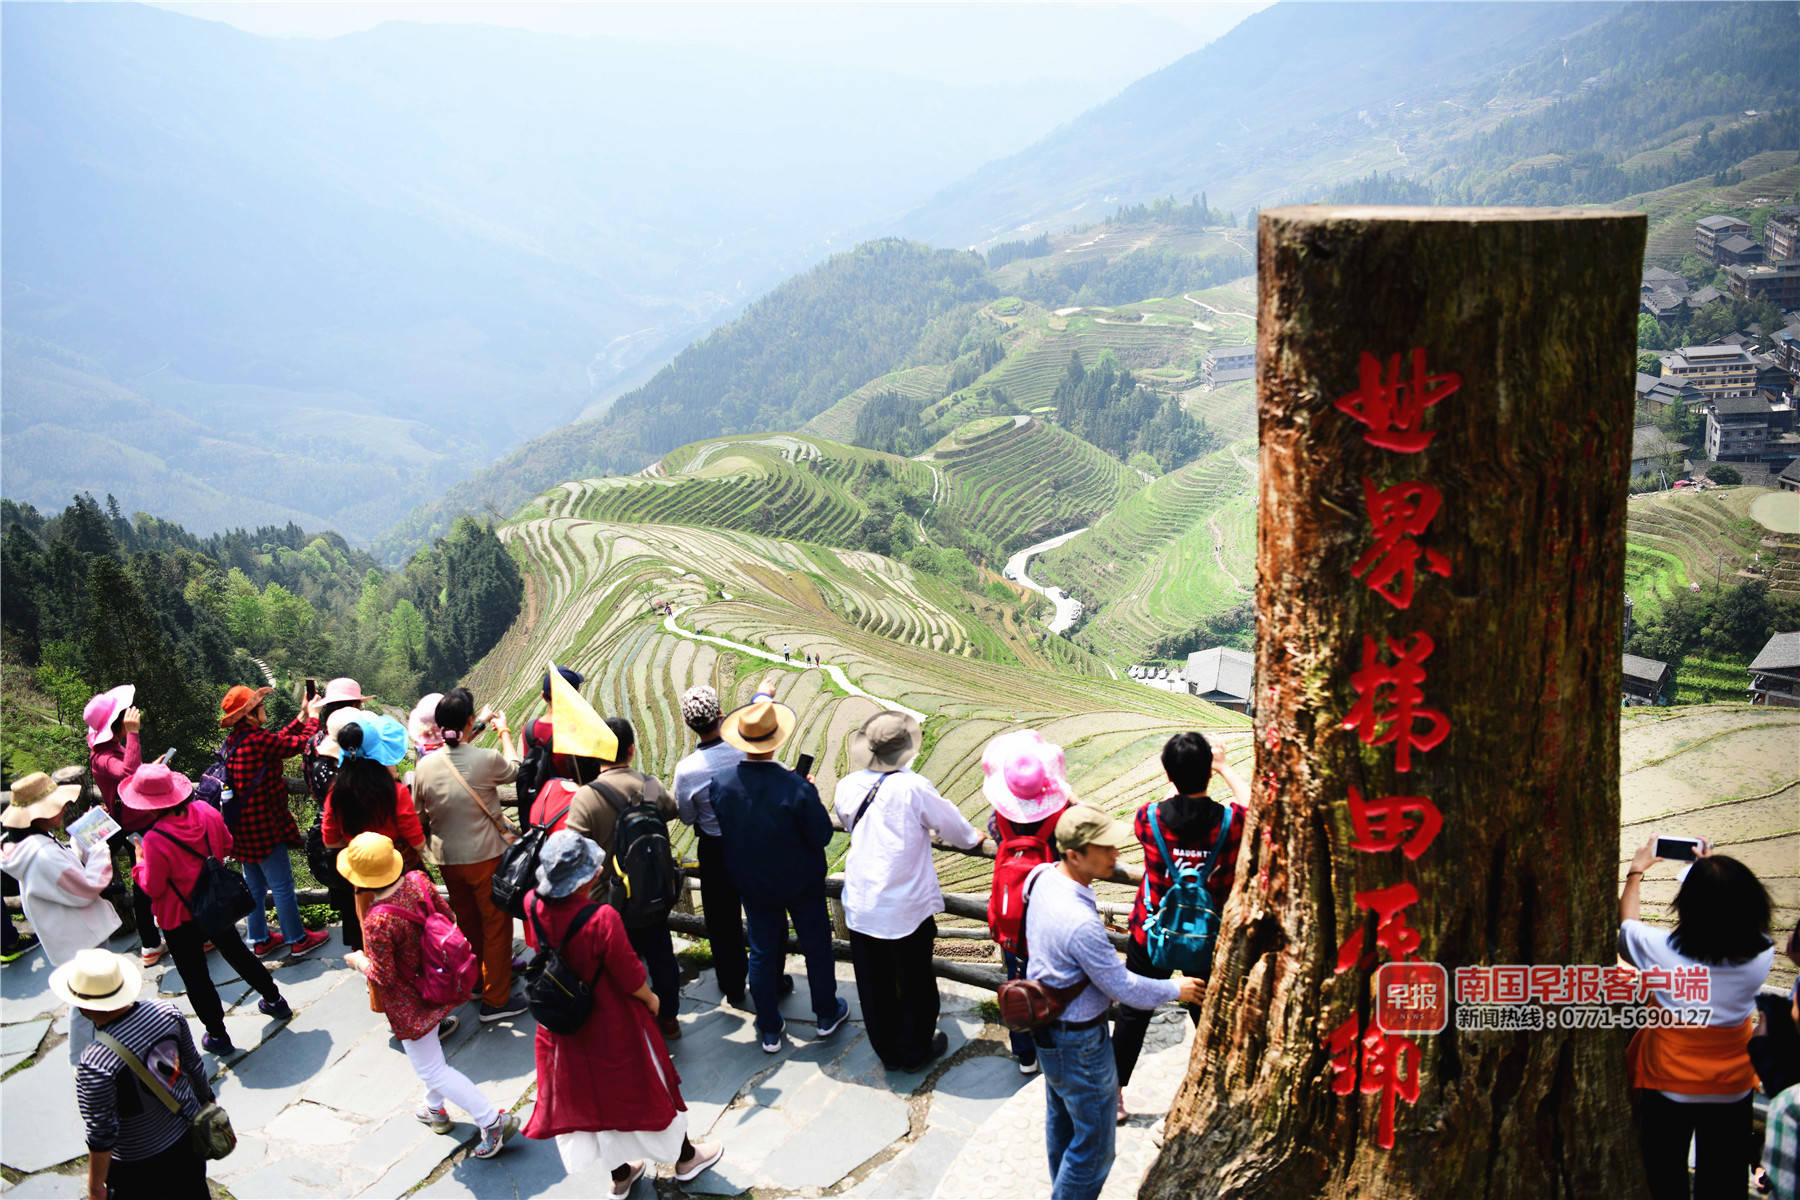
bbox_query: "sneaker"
[201,1032,236,1056]
[438,1014,461,1039]
[471,1110,517,1159]
[258,996,293,1021]
[415,1103,453,1134]
[815,996,850,1038]
[673,1140,724,1183]
[479,994,530,1023]
[1018,1055,1041,1076]
[2,933,42,964]
[138,943,163,967]
[760,1021,786,1053]
[251,934,286,958]
[610,1161,646,1198]
[658,1015,682,1040]
[287,929,330,958]
[899,1029,949,1073]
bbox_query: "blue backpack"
[1143,802,1235,978]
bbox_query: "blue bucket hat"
[536,829,604,900]
[340,713,410,767]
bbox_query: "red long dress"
[521,888,686,1139]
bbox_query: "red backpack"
[370,884,480,1006]
[987,809,1066,956]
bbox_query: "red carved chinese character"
[1359,1025,1422,1150]
[1324,1017,1360,1095]
[1341,633,1451,772]
[1351,478,1451,609]
[1335,348,1461,453]
[1334,883,1422,974]
[1345,786,1442,860]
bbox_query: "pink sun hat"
[408,693,446,755]
[82,685,136,748]
[318,677,368,707]
[981,729,1073,824]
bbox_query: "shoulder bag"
[93,1030,236,1160]
[994,868,1090,1032]
[439,750,519,848]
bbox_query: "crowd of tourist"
[1,666,1795,1199]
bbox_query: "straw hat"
[719,698,797,755]
[981,729,1073,824]
[49,948,144,1012]
[2,772,81,829]
[118,763,195,813]
[847,711,921,774]
[219,685,273,727]
[336,832,405,889]
[82,685,135,749]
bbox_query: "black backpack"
[147,823,256,935]
[514,725,553,815]
[606,784,680,930]
[193,733,266,831]
[524,900,606,1035]
[491,795,574,920]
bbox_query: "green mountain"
[900,1,1800,245]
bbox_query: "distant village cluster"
[1637,204,1800,493]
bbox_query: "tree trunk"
[1145,207,1648,1198]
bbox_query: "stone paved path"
[1,923,1195,1197]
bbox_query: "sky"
[151,2,1271,92]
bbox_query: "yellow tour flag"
[546,663,618,761]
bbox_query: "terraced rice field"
[1619,704,1800,994]
[1626,487,1800,606]
[1181,378,1256,443]
[803,365,954,442]
[973,319,1207,413]
[470,511,1246,872]
[1034,440,1257,662]
[544,435,936,549]
[933,418,1140,553]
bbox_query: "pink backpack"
[370,889,480,1006]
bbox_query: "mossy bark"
[1144,207,1649,1198]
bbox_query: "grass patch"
[977,998,1003,1023]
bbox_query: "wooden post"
[1145,207,1647,1198]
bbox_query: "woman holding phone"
[1618,838,1775,1200]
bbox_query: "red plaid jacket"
[1128,793,1245,947]
[224,717,318,863]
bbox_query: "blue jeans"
[1003,951,1036,1065]
[742,886,839,1036]
[1036,1021,1118,1200]
[242,847,305,944]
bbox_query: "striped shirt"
[76,999,211,1160]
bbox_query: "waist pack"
[1142,802,1235,978]
[94,1030,236,1161]
[492,798,573,920]
[146,826,255,936]
[369,891,480,1007]
[605,784,680,930]
[524,900,606,1035]
[993,867,1088,1031]
[987,813,1060,958]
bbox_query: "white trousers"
[401,1028,499,1128]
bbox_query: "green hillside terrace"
[929,417,1140,554]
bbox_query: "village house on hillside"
[1203,345,1256,386]
[1695,214,1752,263]
[1766,204,1800,263]
[1728,259,1800,309]
[1181,646,1254,714]
[1622,653,1671,707]
[1662,344,1759,400]
[1747,632,1800,707]
[1631,426,1685,478]
[1779,458,1800,493]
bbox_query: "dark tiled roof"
[1697,214,1748,231]
[1621,654,1669,685]
[1748,632,1800,673]
[1710,393,1772,416]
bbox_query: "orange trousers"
[440,857,513,1006]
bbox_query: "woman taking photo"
[1619,839,1775,1199]
[1,772,122,1059]
[521,829,722,1196]
[84,684,163,966]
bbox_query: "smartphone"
[1655,836,1703,861]
[305,678,317,700]
[794,752,815,778]
[157,748,176,766]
